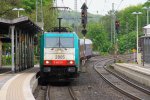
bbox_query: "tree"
[0,0,21,19]
[22,0,51,13]
[87,22,112,53]
[118,31,136,54]
[116,5,144,34]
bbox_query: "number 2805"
[55,55,65,59]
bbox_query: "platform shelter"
[0,16,41,72]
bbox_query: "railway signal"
[115,20,120,34]
[81,3,88,29]
[81,3,88,36]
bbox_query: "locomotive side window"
[45,37,74,48]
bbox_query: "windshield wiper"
[59,42,67,50]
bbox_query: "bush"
[2,55,11,65]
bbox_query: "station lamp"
[12,8,25,17]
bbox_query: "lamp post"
[12,8,25,17]
[142,7,150,25]
[132,12,142,64]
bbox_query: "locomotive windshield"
[45,37,74,48]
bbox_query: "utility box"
[143,24,150,36]
[137,53,142,65]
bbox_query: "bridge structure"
[0,16,42,72]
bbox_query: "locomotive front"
[40,32,80,82]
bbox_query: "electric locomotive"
[39,20,80,82]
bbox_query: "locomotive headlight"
[68,67,75,72]
[69,61,74,64]
[46,61,50,64]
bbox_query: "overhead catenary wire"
[116,0,124,11]
[88,0,93,8]
[62,0,65,8]
[102,0,108,15]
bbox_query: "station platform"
[111,63,150,87]
[0,65,39,100]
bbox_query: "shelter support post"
[0,40,2,68]
[10,26,15,72]
[31,35,34,67]
[19,30,21,71]
[15,29,19,72]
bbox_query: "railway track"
[94,58,150,100]
[46,85,79,100]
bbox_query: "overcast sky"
[56,0,147,15]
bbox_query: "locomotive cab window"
[45,37,74,48]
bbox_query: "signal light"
[81,12,85,17]
[115,21,120,28]
[81,3,88,36]
[81,10,87,26]
[115,20,120,34]
[81,3,88,29]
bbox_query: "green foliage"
[118,31,136,54]
[116,5,144,34]
[0,0,21,19]
[22,0,51,13]
[99,3,147,54]
[22,0,36,13]
[2,55,12,65]
[43,2,57,31]
[100,15,111,35]
[87,22,112,53]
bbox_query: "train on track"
[39,19,92,83]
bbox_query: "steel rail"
[47,85,79,100]
[46,86,50,100]
[94,58,146,100]
[68,86,79,100]
[105,65,150,95]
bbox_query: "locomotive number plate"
[55,55,65,59]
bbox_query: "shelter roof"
[0,16,42,34]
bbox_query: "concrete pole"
[147,9,149,25]
[17,10,19,17]
[132,11,142,64]
[11,26,15,72]
[112,3,116,44]
[111,12,113,43]
[41,0,44,30]
[136,15,139,63]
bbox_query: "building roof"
[143,24,150,29]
